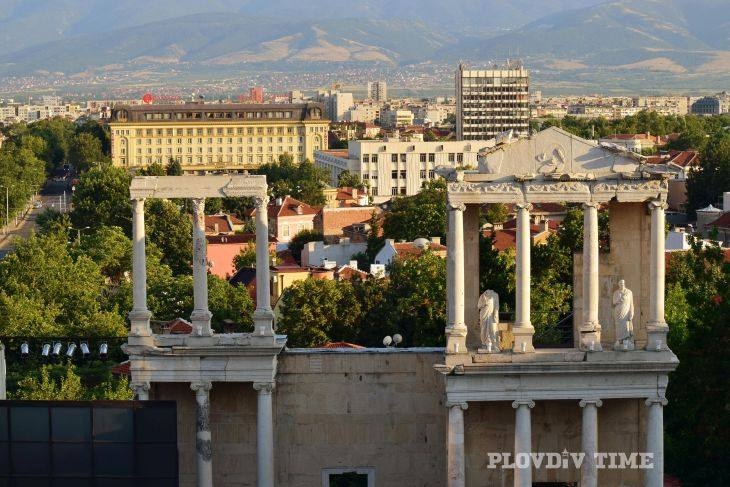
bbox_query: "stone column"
[447,401,468,487]
[131,381,150,400]
[513,203,535,353]
[647,200,669,350]
[254,382,275,487]
[580,202,603,351]
[190,198,213,336]
[512,400,535,487]
[254,196,274,337]
[191,382,213,487]
[579,399,602,487]
[446,201,467,354]
[128,198,152,337]
[645,397,667,487]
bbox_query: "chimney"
[543,219,549,232]
[430,236,441,245]
[213,223,219,234]
[296,205,303,215]
[352,188,358,199]
[275,197,283,206]
[349,260,358,270]
[385,238,395,247]
[724,191,730,212]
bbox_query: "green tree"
[139,161,166,176]
[69,132,104,172]
[233,245,257,270]
[337,170,367,190]
[145,199,192,276]
[382,179,446,241]
[483,203,508,224]
[71,166,132,232]
[166,157,183,175]
[384,252,447,346]
[75,119,111,155]
[257,154,329,206]
[13,365,85,400]
[278,278,360,347]
[686,131,730,216]
[288,229,324,265]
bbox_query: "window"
[391,154,398,163]
[391,170,398,179]
[399,153,406,162]
[419,153,426,162]
[363,154,369,163]
[391,187,398,195]
[448,153,455,162]
[400,170,406,179]
[457,153,463,163]
[371,154,378,163]
[420,169,426,179]
[428,153,435,162]
[428,170,435,179]
[400,187,406,195]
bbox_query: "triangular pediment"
[477,127,643,180]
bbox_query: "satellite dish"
[393,334,403,346]
[383,336,393,347]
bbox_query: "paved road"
[0,178,72,255]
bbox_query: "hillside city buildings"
[455,62,530,140]
[108,102,329,172]
[366,80,387,102]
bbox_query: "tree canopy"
[382,179,447,242]
[255,153,329,206]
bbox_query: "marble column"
[254,382,275,487]
[131,382,150,400]
[513,203,535,353]
[191,382,213,487]
[580,202,603,351]
[580,399,602,487]
[190,198,213,336]
[447,401,468,487]
[512,400,535,487]
[128,198,152,336]
[645,397,667,487]
[647,200,669,350]
[253,196,274,337]
[446,201,467,353]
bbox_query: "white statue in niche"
[478,290,501,352]
[612,279,635,351]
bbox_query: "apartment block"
[315,137,494,203]
[108,102,329,172]
[455,62,529,140]
[366,81,387,102]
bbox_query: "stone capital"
[191,197,206,214]
[131,381,150,394]
[645,397,668,407]
[512,400,535,409]
[191,381,212,395]
[447,201,466,212]
[253,195,268,208]
[647,199,668,211]
[253,382,275,394]
[579,399,603,408]
[131,197,146,209]
[446,401,468,410]
[515,202,533,212]
[582,201,601,210]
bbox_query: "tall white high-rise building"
[455,62,529,140]
[367,81,387,102]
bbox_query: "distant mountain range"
[0,0,729,89]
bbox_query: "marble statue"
[478,290,501,352]
[612,279,635,351]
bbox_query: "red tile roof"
[489,229,517,251]
[268,196,320,218]
[393,242,447,256]
[164,318,193,334]
[667,150,699,168]
[708,212,730,229]
[335,265,369,281]
[322,341,365,349]
[206,234,277,244]
[502,218,559,232]
[319,149,349,158]
[111,361,130,376]
[204,215,232,234]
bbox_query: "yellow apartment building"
[109,102,330,172]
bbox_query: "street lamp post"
[0,186,9,235]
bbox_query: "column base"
[253,308,275,337]
[512,325,535,353]
[190,309,213,336]
[646,322,669,351]
[579,323,603,352]
[128,308,152,337]
[445,326,468,354]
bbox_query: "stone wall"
[465,398,645,486]
[153,350,446,487]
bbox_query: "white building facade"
[315,138,495,203]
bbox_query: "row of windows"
[124,146,302,155]
[142,111,295,120]
[123,154,305,166]
[388,169,437,180]
[121,136,303,145]
[280,222,313,238]
[113,125,327,137]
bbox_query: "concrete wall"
[574,202,652,349]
